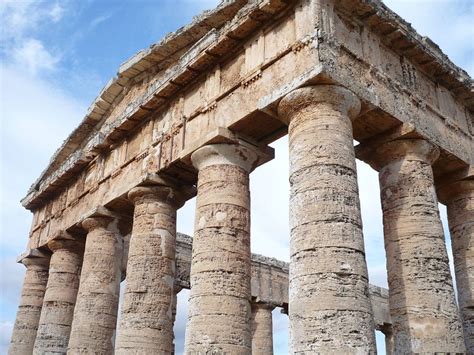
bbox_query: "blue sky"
[0,0,472,354]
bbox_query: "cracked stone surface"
[33,238,83,354]
[116,185,183,354]
[67,216,122,354]
[9,256,50,355]
[374,138,465,353]
[184,143,258,354]
[441,180,474,352]
[278,85,376,353]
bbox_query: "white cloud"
[0,0,65,39]
[0,0,65,76]
[12,38,60,74]
[48,2,64,23]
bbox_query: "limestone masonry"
[10,0,473,354]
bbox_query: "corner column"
[184,143,258,354]
[439,179,474,352]
[9,252,50,355]
[278,85,376,353]
[251,302,274,355]
[68,214,123,354]
[374,138,465,352]
[33,236,84,354]
[115,184,185,354]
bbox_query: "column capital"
[436,166,474,204]
[191,143,259,172]
[364,138,439,170]
[82,215,115,232]
[128,184,189,208]
[17,249,50,270]
[277,84,361,124]
[438,178,474,204]
[251,301,276,312]
[47,237,84,254]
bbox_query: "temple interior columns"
[250,302,275,355]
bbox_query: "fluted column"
[115,185,185,354]
[68,215,122,354]
[278,85,376,353]
[439,179,474,352]
[33,237,83,354]
[373,138,465,352]
[251,302,274,355]
[184,143,258,354]
[9,252,50,355]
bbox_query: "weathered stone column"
[9,251,50,355]
[439,178,474,352]
[33,236,83,354]
[251,302,274,355]
[380,325,394,355]
[68,214,122,354]
[184,143,258,354]
[115,184,184,354]
[278,85,376,353]
[373,138,465,352]
[171,286,182,355]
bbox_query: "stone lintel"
[355,122,419,169]
[137,173,197,201]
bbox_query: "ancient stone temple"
[9,0,473,354]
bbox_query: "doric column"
[9,251,50,355]
[380,325,394,355]
[278,85,376,353]
[439,178,474,352]
[33,236,83,354]
[372,138,465,352]
[184,143,258,354]
[171,286,182,355]
[115,184,185,354]
[68,214,122,354]
[251,302,274,355]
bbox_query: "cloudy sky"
[0,0,472,354]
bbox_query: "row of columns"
[10,84,473,354]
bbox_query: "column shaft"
[34,239,83,354]
[67,216,122,354]
[116,185,182,353]
[184,144,258,354]
[377,139,465,352]
[278,85,375,353]
[9,255,50,355]
[444,180,474,352]
[251,303,274,355]
[171,286,181,355]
